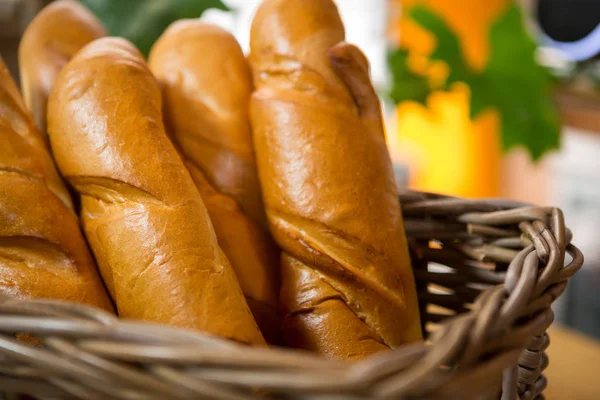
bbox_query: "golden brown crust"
[149,21,281,343]
[19,0,105,137]
[0,58,113,312]
[249,0,422,359]
[47,37,265,345]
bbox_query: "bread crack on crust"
[0,165,43,183]
[0,236,74,273]
[281,254,392,356]
[0,110,73,211]
[270,210,406,308]
[69,176,165,206]
[253,53,331,95]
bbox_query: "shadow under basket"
[0,190,584,400]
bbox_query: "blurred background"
[1,0,599,393]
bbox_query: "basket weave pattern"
[0,191,583,399]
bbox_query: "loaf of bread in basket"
[149,20,281,344]
[249,0,422,359]
[47,37,265,345]
[18,0,106,137]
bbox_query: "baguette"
[0,57,112,311]
[19,0,105,138]
[47,37,265,345]
[249,0,422,359]
[149,21,281,343]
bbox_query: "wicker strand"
[0,192,583,399]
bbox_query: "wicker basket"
[0,190,583,400]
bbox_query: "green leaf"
[405,4,560,160]
[409,6,472,86]
[82,0,230,56]
[483,4,560,158]
[387,49,430,104]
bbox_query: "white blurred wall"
[201,0,389,88]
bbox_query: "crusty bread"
[19,0,105,137]
[149,20,281,343]
[47,37,265,345]
[249,0,422,359]
[0,57,113,311]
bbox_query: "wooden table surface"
[545,325,600,400]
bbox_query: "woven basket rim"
[0,190,584,400]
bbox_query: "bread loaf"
[249,0,422,359]
[18,0,105,138]
[0,57,112,311]
[47,37,265,345]
[149,20,281,343]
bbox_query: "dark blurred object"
[538,0,600,46]
[563,267,600,338]
[535,0,600,91]
[0,0,51,82]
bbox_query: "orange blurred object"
[390,0,510,69]
[388,0,511,198]
[389,84,501,198]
